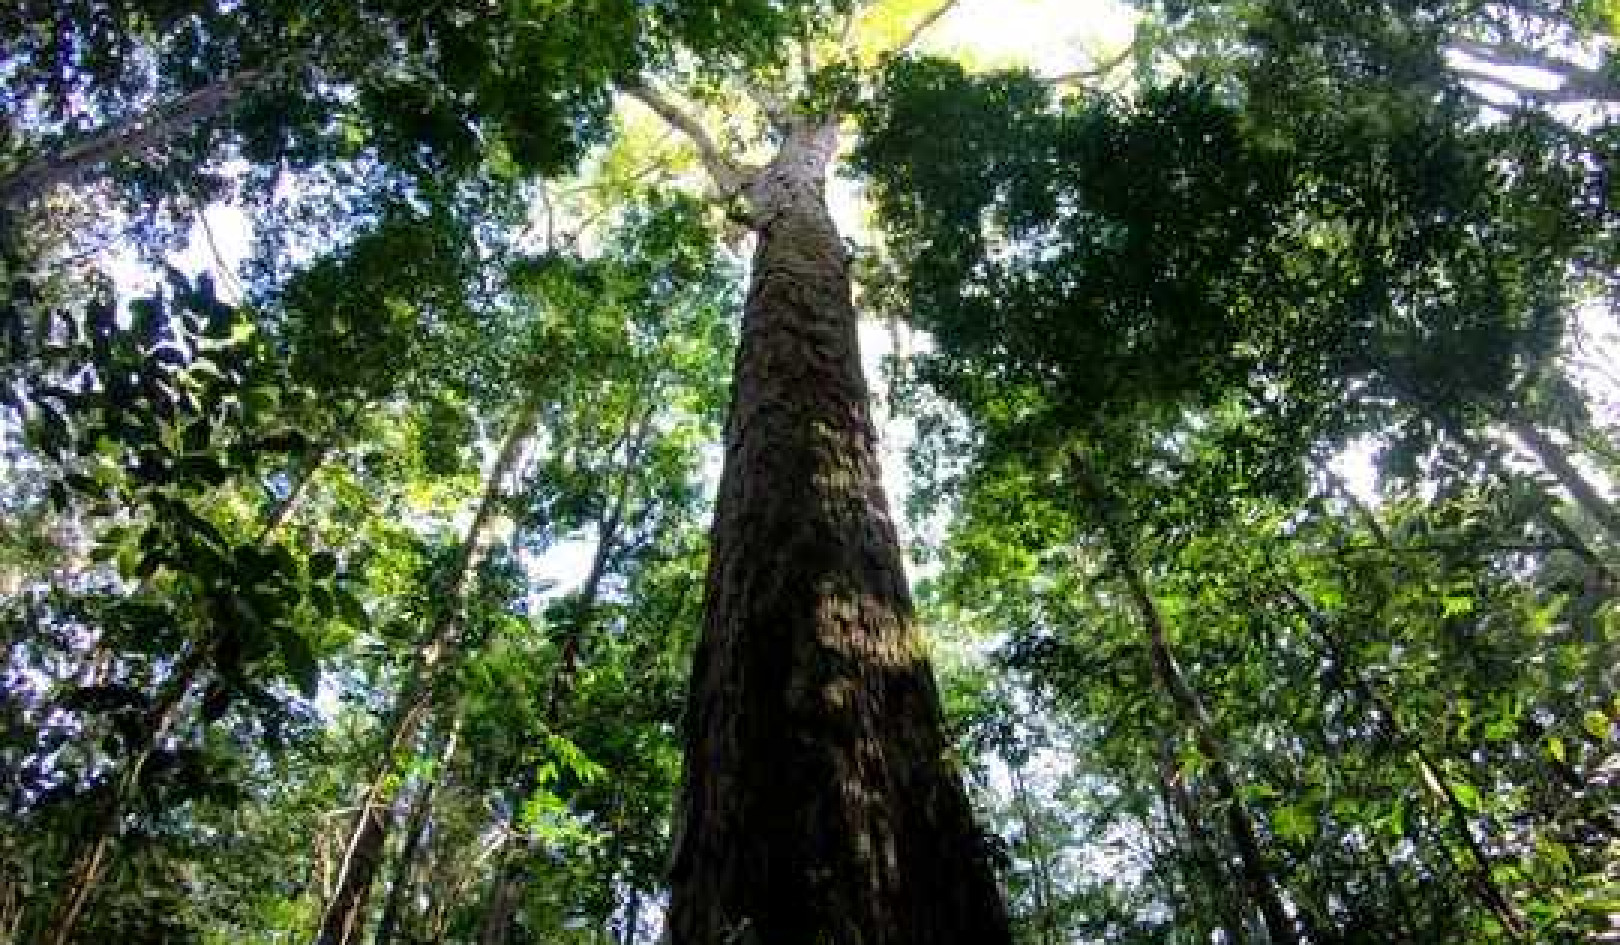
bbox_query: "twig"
[799,21,818,84]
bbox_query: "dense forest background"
[3,0,1620,942]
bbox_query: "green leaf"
[1450,781,1482,813]
[336,588,370,630]
[274,626,320,698]
[1272,803,1314,843]
[1441,595,1473,618]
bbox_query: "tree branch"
[838,8,858,59]
[1447,39,1620,103]
[743,80,794,132]
[619,79,751,198]
[898,0,962,54]
[2,68,268,209]
[799,21,819,84]
[1044,43,1137,87]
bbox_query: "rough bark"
[315,396,539,945]
[665,119,1011,945]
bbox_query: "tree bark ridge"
[665,119,1010,945]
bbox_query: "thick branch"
[837,8,858,57]
[799,22,819,86]
[743,80,794,133]
[2,66,274,210]
[620,80,750,198]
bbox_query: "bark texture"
[666,120,1010,945]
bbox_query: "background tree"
[5,0,1620,942]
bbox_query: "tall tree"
[613,6,1017,940]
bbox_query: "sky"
[102,0,1620,585]
[112,0,1135,293]
[933,0,1136,71]
[79,0,1618,908]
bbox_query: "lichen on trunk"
[666,119,1010,945]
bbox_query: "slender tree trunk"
[1100,527,1300,945]
[1280,586,1527,939]
[665,118,1011,945]
[620,889,641,945]
[374,714,463,945]
[0,68,270,211]
[476,464,628,945]
[43,644,205,945]
[475,831,536,945]
[1510,416,1620,543]
[1009,761,1059,945]
[1156,748,1250,944]
[315,396,540,945]
[43,449,324,945]
[1386,395,1613,581]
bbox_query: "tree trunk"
[476,834,532,945]
[1100,526,1301,945]
[374,714,462,945]
[620,889,641,945]
[473,473,625,945]
[43,644,205,945]
[0,68,269,211]
[1510,416,1620,543]
[665,119,1011,945]
[314,395,539,945]
[1156,747,1250,944]
[1009,761,1059,945]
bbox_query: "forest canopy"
[2,0,1620,943]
